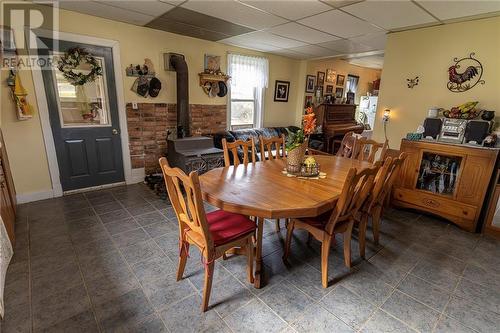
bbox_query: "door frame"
[29,29,135,197]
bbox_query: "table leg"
[254,217,264,289]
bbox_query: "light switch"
[132,102,138,110]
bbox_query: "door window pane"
[230,101,254,126]
[416,152,462,196]
[54,56,110,127]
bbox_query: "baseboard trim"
[128,168,145,184]
[16,190,55,204]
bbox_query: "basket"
[286,139,308,174]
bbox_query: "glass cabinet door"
[416,152,462,196]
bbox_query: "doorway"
[39,38,125,191]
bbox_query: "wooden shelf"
[198,73,230,86]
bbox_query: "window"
[228,54,269,129]
[346,74,360,95]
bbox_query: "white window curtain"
[228,53,269,128]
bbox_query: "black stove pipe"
[169,54,189,138]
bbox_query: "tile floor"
[2,184,500,333]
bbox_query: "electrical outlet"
[132,102,138,110]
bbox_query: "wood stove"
[167,136,223,174]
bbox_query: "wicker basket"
[286,139,308,174]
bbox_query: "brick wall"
[126,103,226,173]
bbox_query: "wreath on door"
[57,47,103,86]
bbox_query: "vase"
[286,139,308,174]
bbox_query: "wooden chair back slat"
[354,138,389,163]
[222,138,256,167]
[336,132,359,158]
[259,135,286,161]
[159,157,212,248]
[325,166,379,234]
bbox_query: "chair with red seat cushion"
[159,157,255,312]
[283,165,379,288]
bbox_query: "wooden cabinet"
[0,130,16,245]
[393,139,498,232]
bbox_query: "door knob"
[112,129,119,135]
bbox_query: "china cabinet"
[393,139,498,232]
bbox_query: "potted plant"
[286,106,317,173]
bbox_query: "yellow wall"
[373,17,500,148]
[1,7,304,197]
[306,58,381,105]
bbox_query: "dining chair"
[283,165,379,288]
[222,137,256,167]
[336,132,359,158]
[159,157,256,312]
[354,138,389,163]
[259,135,287,232]
[356,153,408,254]
[259,135,286,161]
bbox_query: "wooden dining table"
[199,155,372,288]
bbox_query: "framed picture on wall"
[326,69,336,83]
[274,80,290,102]
[335,87,344,98]
[304,95,313,107]
[305,75,315,93]
[204,54,221,72]
[336,74,345,86]
[325,85,333,94]
[317,71,325,86]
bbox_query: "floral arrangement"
[286,106,317,151]
[57,47,103,86]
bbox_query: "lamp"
[382,108,391,140]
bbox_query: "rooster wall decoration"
[447,52,485,93]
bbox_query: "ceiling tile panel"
[269,48,310,59]
[241,0,332,20]
[241,31,308,48]
[146,18,231,41]
[267,22,340,44]
[181,0,288,29]
[416,0,500,20]
[219,35,282,52]
[343,0,437,30]
[58,1,155,25]
[298,9,384,37]
[97,0,175,17]
[286,44,339,57]
[349,32,387,50]
[318,39,374,53]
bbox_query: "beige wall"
[1,7,304,198]
[306,58,381,105]
[373,17,500,149]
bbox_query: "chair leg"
[321,236,332,288]
[176,242,189,281]
[359,214,368,259]
[372,205,382,245]
[283,220,294,261]
[246,239,254,284]
[343,221,354,268]
[275,219,280,232]
[201,260,215,312]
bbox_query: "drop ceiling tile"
[242,31,307,48]
[286,44,339,57]
[346,55,384,69]
[97,1,174,17]
[156,7,254,36]
[146,17,230,41]
[318,39,374,53]
[58,1,155,25]
[219,35,282,52]
[267,22,340,44]
[349,32,387,50]
[241,0,332,20]
[181,0,287,30]
[343,0,437,30]
[298,9,384,37]
[270,49,309,60]
[416,0,500,20]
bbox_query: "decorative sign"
[447,52,485,93]
[407,76,419,88]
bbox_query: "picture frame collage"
[304,68,346,107]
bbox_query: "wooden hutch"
[393,139,499,232]
[315,104,364,154]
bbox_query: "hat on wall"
[148,77,162,98]
[217,81,227,97]
[136,76,149,97]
